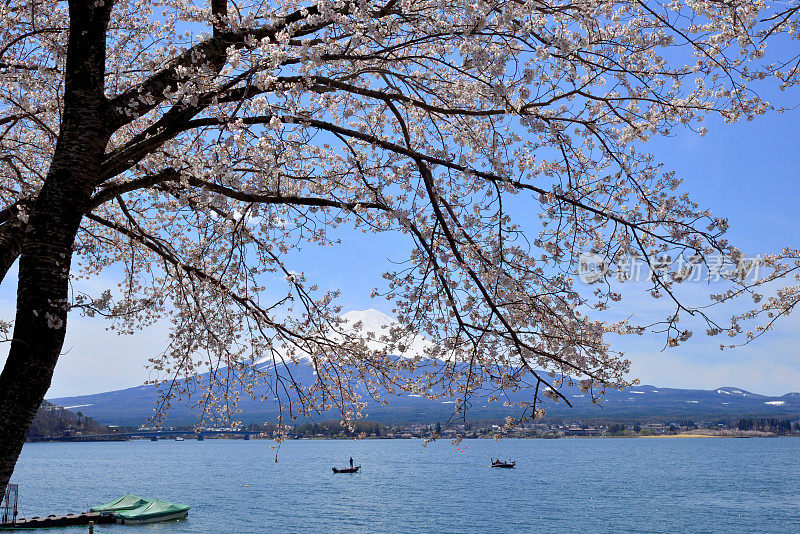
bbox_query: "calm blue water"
[8,438,800,533]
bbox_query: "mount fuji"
[49,309,800,426]
[252,309,435,365]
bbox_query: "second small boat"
[332,466,360,473]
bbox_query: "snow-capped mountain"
[341,309,395,332]
[339,309,434,359]
[254,309,435,365]
[48,310,800,426]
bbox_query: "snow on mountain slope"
[256,309,435,365]
[340,309,394,332]
[340,309,434,358]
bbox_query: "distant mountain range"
[49,310,800,426]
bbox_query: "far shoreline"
[25,432,797,443]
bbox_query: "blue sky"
[2,58,800,399]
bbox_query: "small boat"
[174,436,184,441]
[332,466,360,473]
[91,494,151,514]
[150,437,158,442]
[114,499,190,524]
[491,460,515,468]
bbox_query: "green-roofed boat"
[90,494,152,513]
[114,499,190,524]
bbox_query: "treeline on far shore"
[25,401,115,441]
[604,418,799,437]
[26,401,800,442]
[734,418,794,433]
[289,420,385,438]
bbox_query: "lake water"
[7,438,800,533]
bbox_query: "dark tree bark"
[0,0,112,493]
[0,217,25,284]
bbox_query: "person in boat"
[349,457,354,469]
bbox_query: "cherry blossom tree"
[0,0,792,490]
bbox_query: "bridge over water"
[43,429,264,441]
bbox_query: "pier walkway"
[0,512,115,529]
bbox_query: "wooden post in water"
[88,520,94,533]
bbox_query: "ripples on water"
[10,438,800,533]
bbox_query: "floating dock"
[1,512,115,529]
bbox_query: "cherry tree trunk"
[0,218,24,284]
[0,0,111,494]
